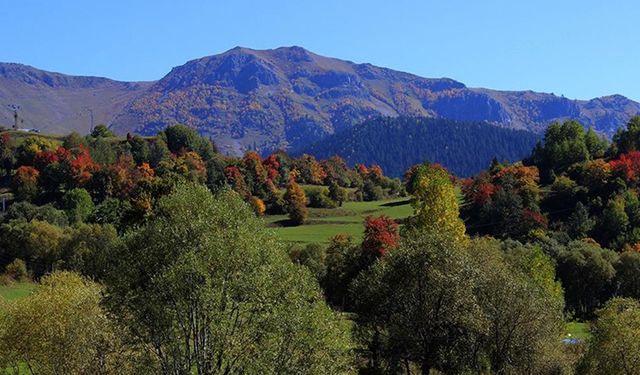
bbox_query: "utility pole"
[85,107,94,133]
[7,104,20,130]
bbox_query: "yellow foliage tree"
[0,272,140,374]
[406,164,466,242]
[284,172,308,225]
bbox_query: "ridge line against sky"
[2,0,639,101]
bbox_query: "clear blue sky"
[2,0,639,100]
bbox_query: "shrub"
[306,187,337,209]
[5,258,28,281]
[361,180,384,201]
[328,181,348,206]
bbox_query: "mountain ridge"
[1,46,639,154]
[108,46,640,154]
[0,62,153,134]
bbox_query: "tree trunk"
[421,360,431,375]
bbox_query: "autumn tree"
[242,151,269,196]
[11,165,40,201]
[224,165,250,198]
[284,174,308,225]
[321,156,353,187]
[174,151,207,183]
[293,154,326,185]
[248,195,266,216]
[361,215,399,258]
[405,163,466,242]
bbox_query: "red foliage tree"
[262,154,281,183]
[224,165,250,198]
[462,173,497,207]
[368,164,384,182]
[33,150,60,171]
[356,164,369,177]
[610,151,640,183]
[361,215,399,257]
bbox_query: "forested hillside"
[299,117,541,177]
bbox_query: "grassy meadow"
[264,197,413,244]
[0,282,35,301]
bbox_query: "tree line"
[3,119,640,373]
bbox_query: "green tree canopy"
[61,188,95,223]
[90,124,115,138]
[0,271,138,374]
[580,297,640,375]
[612,116,640,155]
[470,238,566,374]
[105,184,353,374]
[351,230,484,374]
[527,120,605,182]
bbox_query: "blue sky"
[2,0,639,100]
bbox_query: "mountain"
[108,46,640,155]
[0,63,152,134]
[298,117,541,177]
[1,47,639,154]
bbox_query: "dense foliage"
[4,117,640,374]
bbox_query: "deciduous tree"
[105,184,353,374]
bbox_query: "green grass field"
[565,321,591,341]
[265,197,413,244]
[0,282,35,301]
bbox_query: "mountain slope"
[1,47,638,154]
[108,46,640,154]
[298,117,541,177]
[0,63,152,134]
